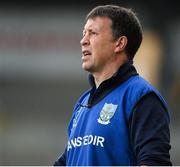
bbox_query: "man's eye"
[91,31,97,35]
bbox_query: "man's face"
[80,17,116,74]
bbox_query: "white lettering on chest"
[67,135,105,151]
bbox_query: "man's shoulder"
[123,75,168,114]
[121,75,155,93]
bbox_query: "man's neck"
[93,72,114,88]
[90,53,129,88]
[93,62,125,88]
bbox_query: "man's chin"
[82,65,93,73]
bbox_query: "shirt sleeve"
[129,92,172,166]
[53,148,67,166]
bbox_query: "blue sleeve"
[53,148,66,166]
[129,92,172,166]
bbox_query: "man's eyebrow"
[83,28,95,32]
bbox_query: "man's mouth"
[82,50,92,57]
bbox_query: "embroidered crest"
[97,103,118,125]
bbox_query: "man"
[54,5,172,166]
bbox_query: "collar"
[87,61,138,107]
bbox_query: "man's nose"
[80,35,89,46]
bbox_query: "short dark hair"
[86,5,143,60]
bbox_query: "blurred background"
[0,0,179,165]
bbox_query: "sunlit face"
[80,17,116,74]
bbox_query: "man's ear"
[114,36,128,53]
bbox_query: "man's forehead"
[83,17,112,30]
[83,19,96,30]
